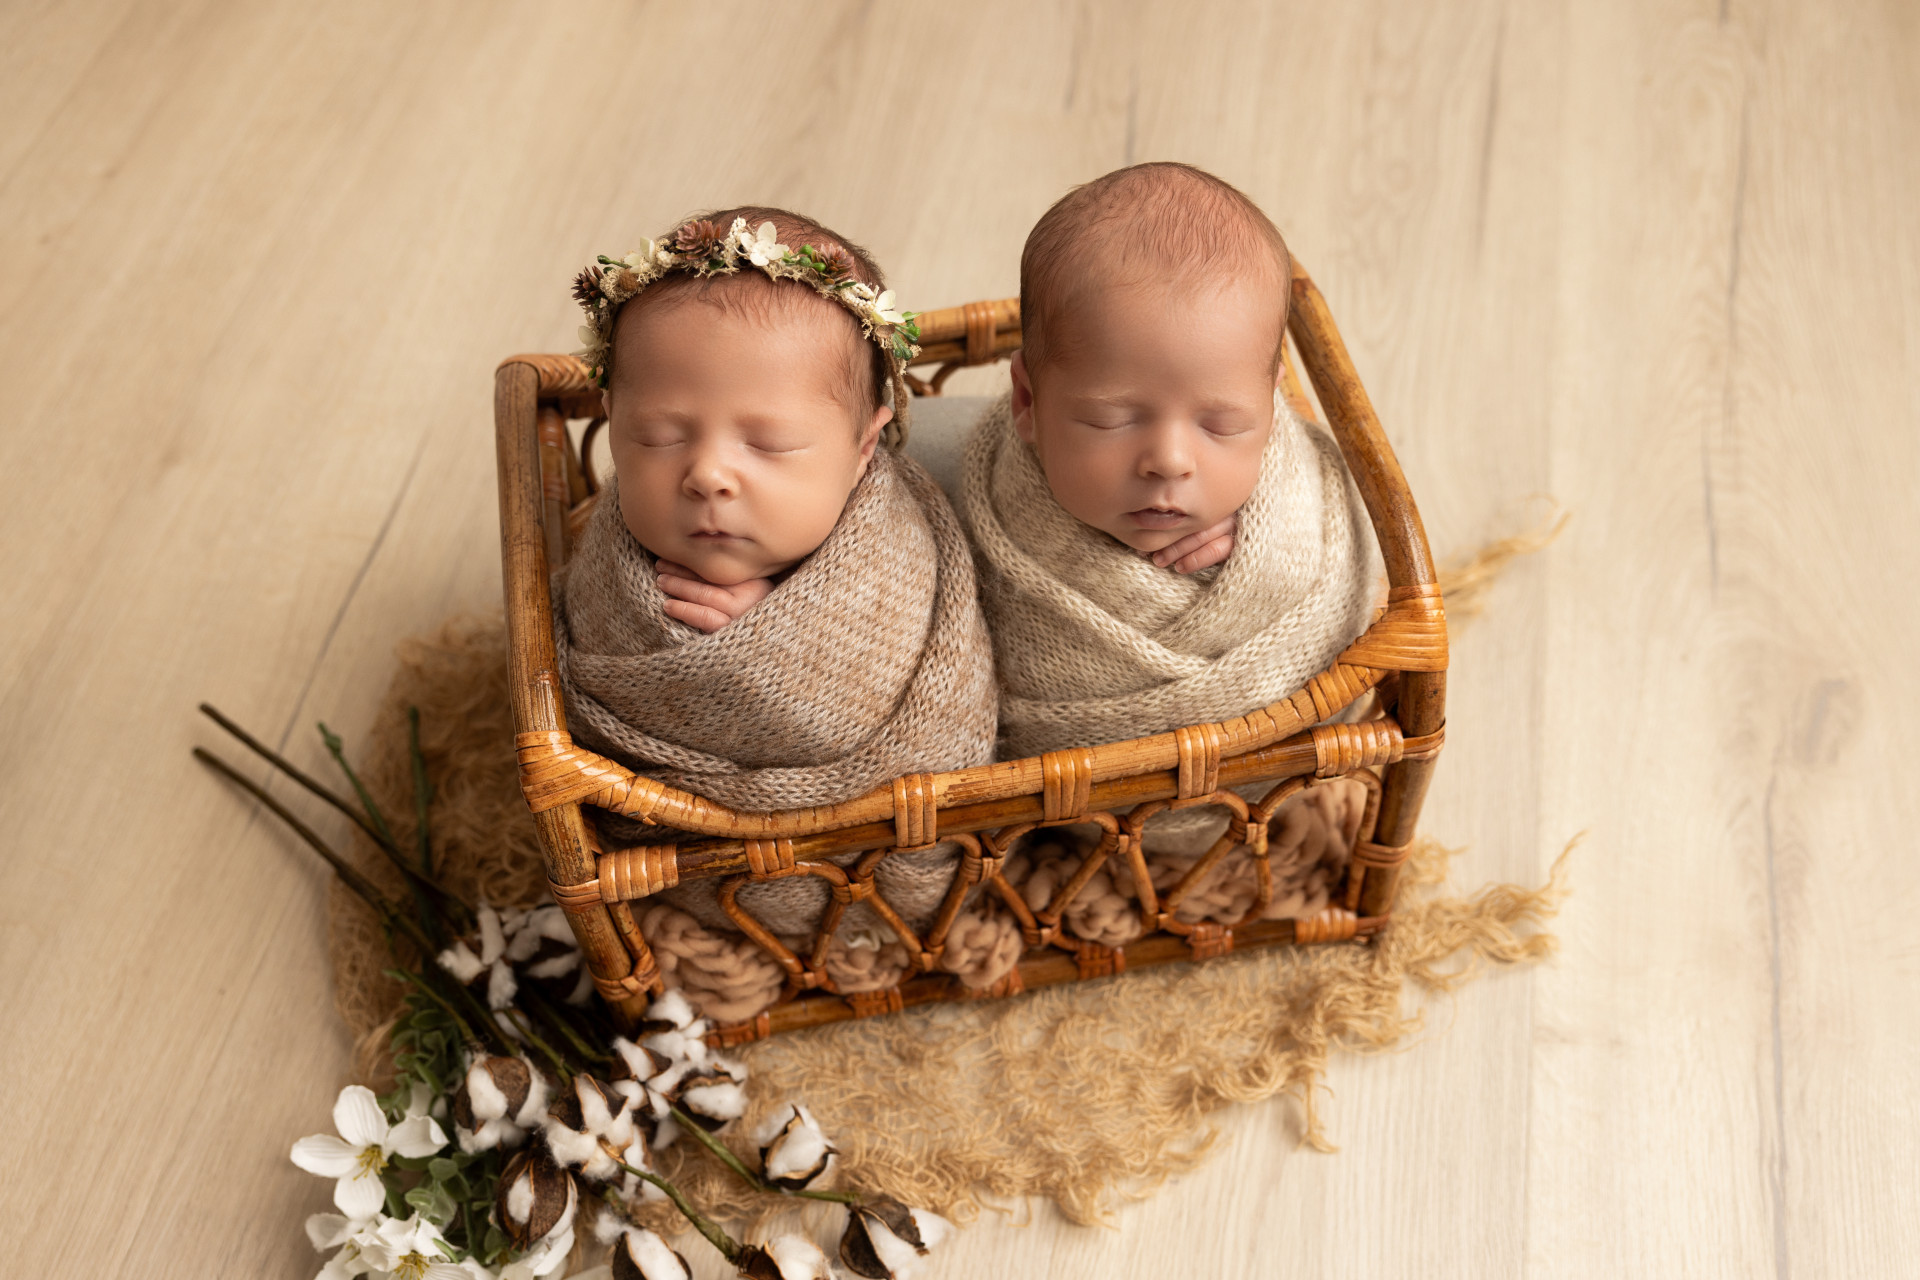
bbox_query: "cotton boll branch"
[667,1105,860,1205]
[322,717,444,947]
[616,1161,744,1264]
[192,745,513,1055]
[197,703,471,928]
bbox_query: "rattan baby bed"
[493,259,1447,1045]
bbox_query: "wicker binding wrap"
[494,259,1448,1042]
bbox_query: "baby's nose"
[683,449,738,497]
[1139,422,1196,478]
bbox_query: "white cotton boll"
[467,1064,510,1123]
[650,1113,682,1151]
[612,1037,659,1082]
[505,921,544,964]
[516,1062,551,1127]
[487,959,519,1010]
[764,1234,834,1279]
[622,1227,692,1280]
[908,1209,952,1252]
[753,1104,801,1148]
[637,1027,698,1065]
[615,1137,663,1202]
[567,965,595,1005]
[437,940,485,984]
[764,1124,832,1186]
[525,950,581,979]
[542,1119,601,1171]
[645,990,695,1028]
[478,906,508,965]
[679,1080,746,1124]
[529,905,577,945]
[505,1173,535,1226]
[646,1061,690,1098]
[865,1218,922,1278]
[593,1212,631,1246]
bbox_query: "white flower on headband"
[570,219,922,389]
[871,290,906,326]
[742,221,788,268]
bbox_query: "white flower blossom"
[870,290,906,326]
[292,1085,446,1218]
[743,220,789,268]
[624,241,660,269]
[305,1211,379,1280]
[356,1213,476,1280]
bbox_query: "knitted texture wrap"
[552,447,997,942]
[556,445,995,806]
[959,391,1378,763]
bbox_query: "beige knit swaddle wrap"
[960,391,1379,948]
[961,391,1377,759]
[553,447,997,1006]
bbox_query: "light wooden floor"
[3,1,1915,1276]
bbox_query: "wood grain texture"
[1,1,1913,1276]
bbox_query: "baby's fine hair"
[1019,162,1293,375]
[610,205,891,419]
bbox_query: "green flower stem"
[197,746,512,1056]
[500,1008,571,1083]
[517,982,614,1067]
[405,707,445,947]
[385,968,485,1054]
[319,720,397,849]
[615,1162,740,1263]
[195,746,404,922]
[198,704,471,919]
[667,1107,860,1205]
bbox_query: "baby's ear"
[1009,351,1037,444]
[857,404,892,472]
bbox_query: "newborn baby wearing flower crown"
[959,164,1380,964]
[553,208,1005,1022]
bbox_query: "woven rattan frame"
[494,260,1447,1042]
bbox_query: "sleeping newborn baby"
[554,208,1000,1020]
[961,163,1381,954]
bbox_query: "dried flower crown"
[571,217,922,393]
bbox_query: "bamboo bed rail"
[495,259,1447,1037]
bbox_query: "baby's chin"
[644,535,788,586]
[1096,514,1204,556]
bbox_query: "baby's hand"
[655,561,773,633]
[1147,513,1238,574]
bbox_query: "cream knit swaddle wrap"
[960,391,1379,948]
[553,447,998,1008]
[961,390,1377,759]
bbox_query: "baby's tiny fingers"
[1171,534,1235,574]
[657,574,733,610]
[662,598,732,633]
